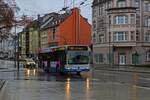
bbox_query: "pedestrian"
[56,59,61,72]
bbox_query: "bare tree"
[0,0,14,41]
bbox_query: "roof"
[40,11,71,30]
[92,0,112,7]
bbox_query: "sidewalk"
[0,60,24,72]
[93,64,150,73]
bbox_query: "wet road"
[0,60,150,100]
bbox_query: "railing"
[111,24,136,28]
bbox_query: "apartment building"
[19,31,26,59]
[92,0,150,66]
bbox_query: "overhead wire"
[15,0,92,22]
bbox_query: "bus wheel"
[76,72,81,76]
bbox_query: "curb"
[0,80,6,91]
[94,68,150,74]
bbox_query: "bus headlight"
[27,63,30,65]
[65,66,70,70]
[66,67,70,69]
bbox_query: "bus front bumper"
[64,67,90,72]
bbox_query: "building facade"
[19,21,39,59]
[19,30,27,59]
[0,35,15,59]
[48,8,91,46]
[29,28,39,57]
[40,12,66,48]
[92,0,150,66]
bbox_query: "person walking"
[56,59,61,72]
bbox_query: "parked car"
[23,58,36,69]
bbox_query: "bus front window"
[67,51,90,64]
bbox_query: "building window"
[136,14,140,27]
[114,32,127,42]
[131,31,135,41]
[134,0,139,8]
[130,14,135,24]
[145,17,150,27]
[98,35,104,43]
[52,28,56,40]
[145,31,150,42]
[146,51,150,61]
[114,15,128,24]
[117,0,126,7]
[92,34,96,44]
[94,53,104,64]
[119,53,126,65]
[148,18,150,27]
[132,52,139,64]
[99,6,101,15]
[136,30,140,41]
[93,8,97,17]
[145,3,150,12]
[93,20,96,30]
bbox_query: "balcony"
[107,7,137,13]
[111,42,137,47]
[93,41,137,48]
[110,24,136,31]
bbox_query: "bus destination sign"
[68,46,88,51]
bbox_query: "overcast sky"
[16,0,92,23]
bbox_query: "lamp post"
[14,21,17,68]
[14,24,19,71]
[108,15,111,67]
[14,17,20,71]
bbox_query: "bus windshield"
[67,51,90,64]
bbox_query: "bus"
[39,45,91,74]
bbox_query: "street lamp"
[108,15,111,67]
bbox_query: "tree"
[0,0,14,41]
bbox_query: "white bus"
[39,45,91,74]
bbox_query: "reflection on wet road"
[0,68,150,100]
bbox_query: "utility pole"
[14,20,17,68]
[37,14,41,68]
[14,19,19,71]
[17,33,19,71]
[38,14,41,50]
[108,15,111,67]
